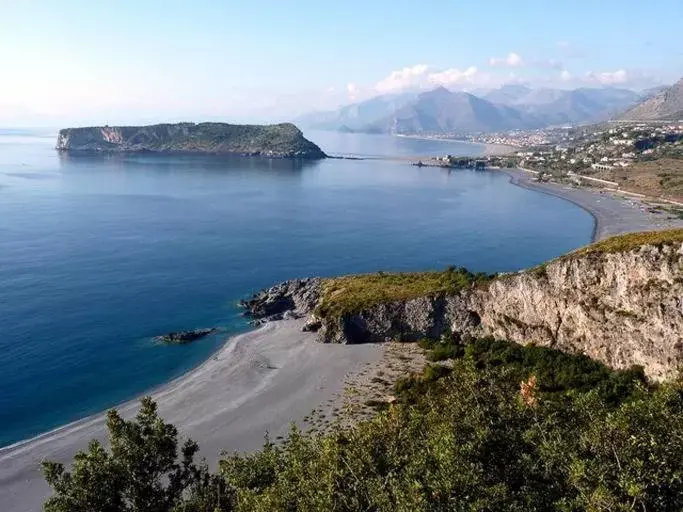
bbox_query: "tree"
[42,397,232,512]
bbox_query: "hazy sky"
[1,0,682,126]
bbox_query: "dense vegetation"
[43,335,683,511]
[315,267,493,320]
[57,123,326,158]
[416,335,646,404]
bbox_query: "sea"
[0,128,594,447]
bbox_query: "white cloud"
[557,41,571,49]
[427,66,479,87]
[346,82,360,100]
[584,69,629,85]
[488,52,524,67]
[374,64,429,93]
[374,64,486,93]
[560,69,573,82]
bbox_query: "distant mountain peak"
[421,86,452,97]
[295,83,644,135]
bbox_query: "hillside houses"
[513,122,682,175]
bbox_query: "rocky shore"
[4,231,681,511]
[239,278,321,324]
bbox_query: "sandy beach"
[3,168,683,512]
[0,320,384,512]
[500,168,683,241]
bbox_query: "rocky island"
[56,122,327,159]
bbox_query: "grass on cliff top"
[314,229,683,321]
[570,228,683,256]
[315,267,493,319]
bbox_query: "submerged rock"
[156,328,218,344]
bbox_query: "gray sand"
[4,170,683,511]
[501,169,683,241]
[0,320,384,512]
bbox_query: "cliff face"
[56,122,326,159]
[469,243,682,381]
[243,234,683,381]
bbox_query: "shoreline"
[498,168,683,241]
[0,320,384,512]
[501,169,599,242]
[4,160,683,512]
[393,133,518,156]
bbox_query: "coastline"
[499,168,683,241]
[0,320,384,512]
[4,161,683,512]
[393,134,518,156]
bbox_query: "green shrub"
[425,342,463,362]
[464,337,646,403]
[45,341,676,512]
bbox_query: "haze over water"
[0,130,593,447]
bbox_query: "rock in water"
[155,328,218,344]
[56,122,327,159]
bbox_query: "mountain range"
[296,84,647,134]
[619,78,683,121]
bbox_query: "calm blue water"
[0,129,593,447]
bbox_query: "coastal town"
[507,121,683,174]
[416,121,683,206]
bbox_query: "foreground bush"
[42,398,232,512]
[43,342,683,511]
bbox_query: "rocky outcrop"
[155,328,218,344]
[471,243,683,381]
[240,278,322,325]
[245,236,683,381]
[56,122,327,159]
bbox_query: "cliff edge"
[243,230,683,381]
[56,122,327,159]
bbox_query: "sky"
[1,0,682,126]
